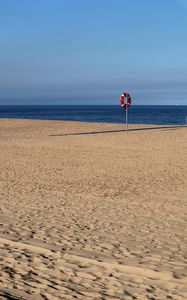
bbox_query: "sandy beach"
[0,119,186,300]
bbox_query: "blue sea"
[0,105,187,125]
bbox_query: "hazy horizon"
[0,103,187,106]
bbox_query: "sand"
[0,118,186,300]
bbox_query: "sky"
[0,0,187,105]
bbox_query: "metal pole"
[126,93,128,133]
[126,106,128,133]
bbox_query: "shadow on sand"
[0,291,23,300]
[48,125,186,137]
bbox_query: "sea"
[0,105,187,125]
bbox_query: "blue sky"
[0,0,187,105]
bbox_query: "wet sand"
[0,119,187,300]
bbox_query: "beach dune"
[0,119,186,300]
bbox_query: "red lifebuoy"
[120,92,132,109]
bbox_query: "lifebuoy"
[120,92,131,109]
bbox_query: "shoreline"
[0,117,186,126]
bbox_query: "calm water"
[0,105,187,125]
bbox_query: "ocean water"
[0,105,187,125]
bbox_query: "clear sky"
[0,0,187,105]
